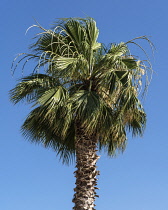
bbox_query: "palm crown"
[10,17,152,164]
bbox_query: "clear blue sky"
[1,0,168,209]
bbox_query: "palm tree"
[10,17,153,210]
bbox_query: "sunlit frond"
[9,74,60,104]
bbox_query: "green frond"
[37,85,68,106]
[9,74,59,104]
[108,42,129,56]
[21,106,75,165]
[71,90,100,126]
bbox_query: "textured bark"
[72,125,100,210]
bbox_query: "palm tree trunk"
[72,125,100,210]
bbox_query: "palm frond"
[9,74,59,104]
[21,106,75,165]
